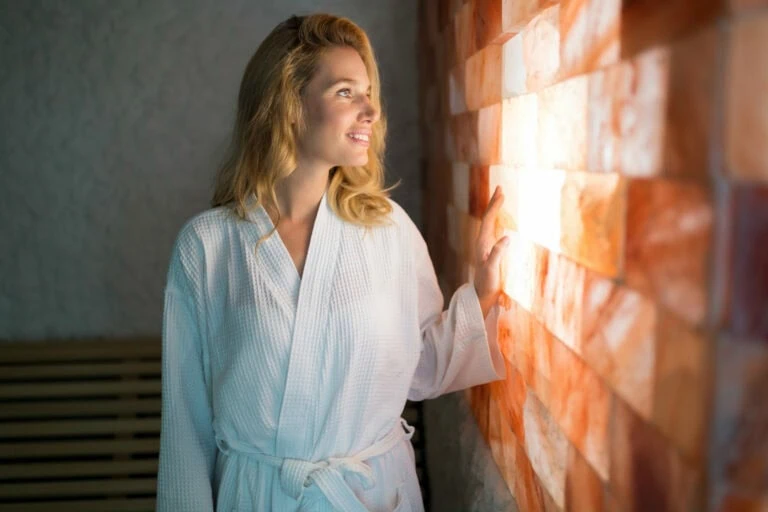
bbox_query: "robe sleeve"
[407,220,507,402]
[156,235,216,511]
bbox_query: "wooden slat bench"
[0,338,161,512]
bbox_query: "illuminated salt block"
[501,94,538,169]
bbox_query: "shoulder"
[169,206,235,274]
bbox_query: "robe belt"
[214,417,416,511]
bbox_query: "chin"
[341,155,369,167]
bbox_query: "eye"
[337,88,352,97]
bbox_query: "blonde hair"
[212,13,399,246]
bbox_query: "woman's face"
[296,46,380,169]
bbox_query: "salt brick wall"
[417,0,768,510]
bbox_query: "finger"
[485,236,510,265]
[479,186,505,241]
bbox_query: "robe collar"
[244,187,336,311]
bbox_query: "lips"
[347,132,371,146]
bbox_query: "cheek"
[314,103,355,135]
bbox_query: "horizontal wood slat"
[0,418,161,439]
[0,459,158,479]
[2,438,159,459]
[0,398,162,420]
[0,477,156,499]
[0,379,161,399]
[0,339,160,364]
[0,361,161,381]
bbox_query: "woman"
[157,13,509,512]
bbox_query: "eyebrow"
[327,78,372,90]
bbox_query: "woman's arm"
[156,237,216,511]
[406,216,507,402]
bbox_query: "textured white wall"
[0,0,420,340]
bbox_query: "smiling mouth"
[347,133,370,146]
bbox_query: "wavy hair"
[212,13,398,247]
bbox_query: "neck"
[267,161,331,225]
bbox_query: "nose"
[359,97,380,124]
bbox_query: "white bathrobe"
[156,188,506,512]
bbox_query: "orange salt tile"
[514,433,563,512]
[501,94,538,168]
[610,50,668,178]
[537,75,589,171]
[454,1,477,64]
[523,390,569,508]
[502,32,527,97]
[475,0,514,49]
[501,298,554,409]
[581,272,657,420]
[496,403,523,495]
[652,309,710,465]
[502,0,559,34]
[625,178,713,326]
[451,110,479,163]
[664,27,719,180]
[465,44,504,111]
[517,300,554,380]
[488,165,520,230]
[498,358,528,443]
[610,395,703,511]
[559,0,621,78]
[513,169,566,253]
[499,228,542,310]
[564,171,625,277]
[501,4,560,97]
[469,164,490,217]
[550,337,611,480]
[620,0,724,59]
[477,102,502,165]
[586,63,623,174]
[524,5,561,92]
[726,13,768,183]
[536,250,587,350]
[488,381,506,451]
[565,444,605,512]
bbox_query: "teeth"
[349,133,369,142]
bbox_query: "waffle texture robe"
[156,188,506,511]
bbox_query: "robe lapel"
[246,197,302,318]
[249,189,343,458]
